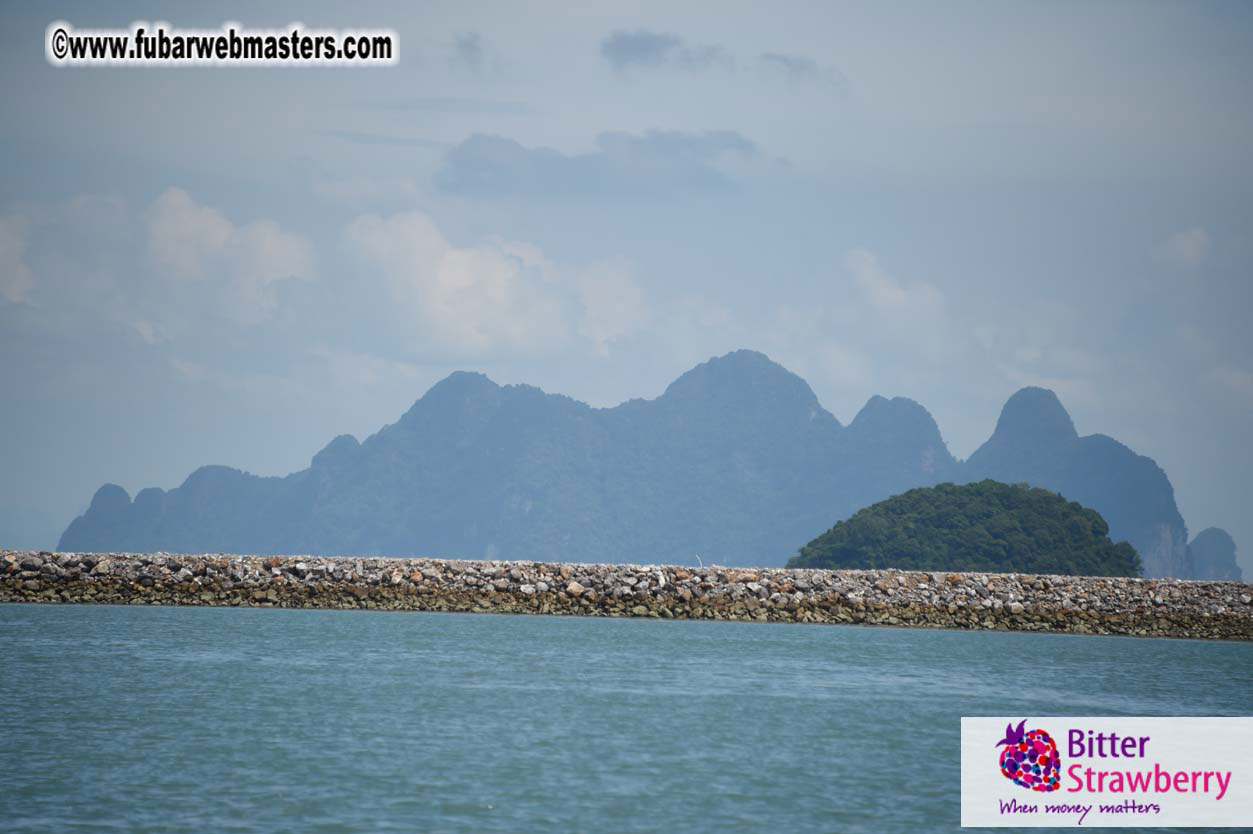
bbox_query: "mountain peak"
[312,434,360,470]
[88,483,130,516]
[1189,527,1242,582]
[426,370,499,397]
[661,350,821,410]
[991,386,1077,445]
[850,395,936,433]
[399,370,501,424]
[846,395,954,478]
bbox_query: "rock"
[1,551,1250,640]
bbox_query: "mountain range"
[58,350,1236,579]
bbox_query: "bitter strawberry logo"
[996,719,1061,792]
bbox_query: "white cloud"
[0,215,35,304]
[345,210,646,358]
[841,247,949,362]
[147,188,312,323]
[1156,227,1210,270]
[575,261,648,356]
[845,247,943,314]
[312,346,422,389]
[147,189,233,279]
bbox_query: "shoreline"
[3,550,1251,641]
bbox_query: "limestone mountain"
[962,387,1190,578]
[59,351,1217,576]
[1188,528,1242,582]
[59,351,955,567]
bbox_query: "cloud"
[147,189,233,279]
[146,188,313,324]
[9,187,647,369]
[845,248,944,319]
[436,130,756,199]
[756,249,954,394]
[452,32,486,72]
[344,210,646,358]
[599,30,840,87]
[312,347,422,390]
[575,261,648,356]
[759,52,818,80]
[449,32,502,76]
[758,52,846,90]
[1156,227,1211,270]
[600,30,733,72]
[0,215,35,304]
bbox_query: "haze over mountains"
[59,350,1237,579]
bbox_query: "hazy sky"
[2,1,1251,574]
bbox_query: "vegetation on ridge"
[787,480,1142,577]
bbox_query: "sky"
[1,1,1251,574]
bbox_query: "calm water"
[1,604,1250,833]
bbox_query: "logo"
[962,717,1252,827]
[996,719,1061,792]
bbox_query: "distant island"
[1189,528,1243,582]
[787,481,1141,577]
[58,350,1237,579]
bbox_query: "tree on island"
[787,480,1142,577]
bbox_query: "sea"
[2,604,1250,833]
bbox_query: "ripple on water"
[1,605,1249,834]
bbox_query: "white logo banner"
[961,717,1252,827]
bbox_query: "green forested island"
[787,480,1142,577]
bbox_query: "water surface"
[2,604,1249,832]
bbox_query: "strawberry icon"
[996,719,1061,792]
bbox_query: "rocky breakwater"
[3,550,1251,640]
